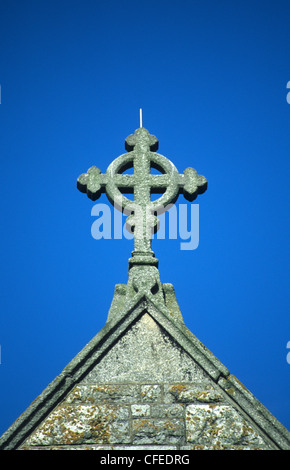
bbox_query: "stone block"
[185,404,267,447]
[132,418,184,445]
[65,384,140,404]
[165,383,224,404]
[150,404,184,418]
[140,384,162,402]
[131,404,150,417]
[24,403,131,446]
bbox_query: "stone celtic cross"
[77,123,207,300]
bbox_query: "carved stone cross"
[77,127,207,261]
[77,125,207,302]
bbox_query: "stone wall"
[19,314,273,450]
[20,381,271,450]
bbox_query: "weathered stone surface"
[150,404,184,419]
[164,383,224,404]
[131,404,150,417]
[185,404,269,448]
[132,418,185,445]
[17,312,281,450]
[84,313,210,383]
[218,374,290,449]
[22,445,179,450]
[2,305,286,451]
[77,127,207,259]
[65,384,140,404]
[140,385,162,403]
[24,403,130,447]
[180,444,265,450]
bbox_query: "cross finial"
[77,124,207,302]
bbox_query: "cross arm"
[147,168,207,201]
[178,167,208,202]
[77,166,107,201]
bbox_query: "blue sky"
[0,0,289,436]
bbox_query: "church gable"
[19,312,274,450]
[1,123,290,451]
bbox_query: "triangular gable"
[1,287,290,450]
